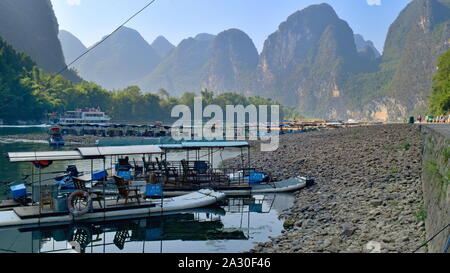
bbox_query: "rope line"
[58,0,157,75]
[412,222,450,253]
[0,0,158,111]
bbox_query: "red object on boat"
[33,161,53,169]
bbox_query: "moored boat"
[0,189,225,228]
[156,141,314,196]
[2,145,226,228]
[48,126,64,147]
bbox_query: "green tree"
[428,49,450,115]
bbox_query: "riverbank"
[224,124,427,253]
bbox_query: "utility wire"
[0,0,157,111]
[412,222,450,253]
[58,0,157,75]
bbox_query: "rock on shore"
[224,124,427,253]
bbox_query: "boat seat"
[113,176,141,205]
[39,185,54,210]
[73,178,105,208]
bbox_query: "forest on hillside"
[428,49,450,115]
[0,37,297,124]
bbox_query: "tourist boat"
[0,190,224,228]
[1,142,311,216]
[48,126,64,147]
[0,145,225,228]
[57,107,111,126]
[155,141,314,196]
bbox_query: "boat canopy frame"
[7,145,164,163]
[5,145,166,220]
[159,141,251,169]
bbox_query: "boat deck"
[13,198,157,219]
[0,200,21,210]
[163,183,252,191]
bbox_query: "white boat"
[0,189,225,228]
[157,142,314,196]
[3,145,225,228]
[57,107,111,126]
[163,176,309,197]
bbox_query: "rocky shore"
[224,124,427,253]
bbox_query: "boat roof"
[77,145,162,157]
[8,151,84,162]
[8,145,163,162]
[159,141,250,150]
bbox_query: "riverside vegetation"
[224,124,427,253]
[0,37,299,124]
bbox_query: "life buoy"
[68,191,92,217]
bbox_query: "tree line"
[428,49,450,116]
[0,37,301,124]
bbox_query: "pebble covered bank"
[225,124,427,253]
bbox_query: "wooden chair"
[162,160,178,178]
[39,185,54,209]
[155,158,163,171]
[181,160,197,184]
[133,159,144,177]
[73,177,105,208]
[113,176,141,205]
[142,157,151,173]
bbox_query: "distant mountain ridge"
[59,30,87,65]
[151,36,175,58]
[354,34,381,60]
[71,27,161,90]
[256,3,378,118]
[137,33,217,95]
[0,0,80,82]
[202,29,259,96]
[343,0,450,121]
[57,0,450,121]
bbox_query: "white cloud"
[67,0,81,6]
[367,0,382,6]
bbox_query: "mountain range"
[1,0,448,121]
[0,0,80,82]
[57,0,450,121]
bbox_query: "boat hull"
[163,176,309,197]
[0,189,225,228]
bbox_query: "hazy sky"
[50,0,412,53]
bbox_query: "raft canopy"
[7,145,163,162]
[76,145,163,158]
[8,151,83,162]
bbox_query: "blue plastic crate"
[92,170,108,181]
[117,171,132,179]
[146,184,163,197]
[10,184,27,199]
[248,172,266,185]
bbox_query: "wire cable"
[0,0,157,111]
[412,222,450,253]
[58,0,157,75]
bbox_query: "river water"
[0,126,294,253]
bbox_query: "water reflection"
[0,194,294,253]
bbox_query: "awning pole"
[38,167,41,219]
[31,164,34,205]
[248,146,251,169]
